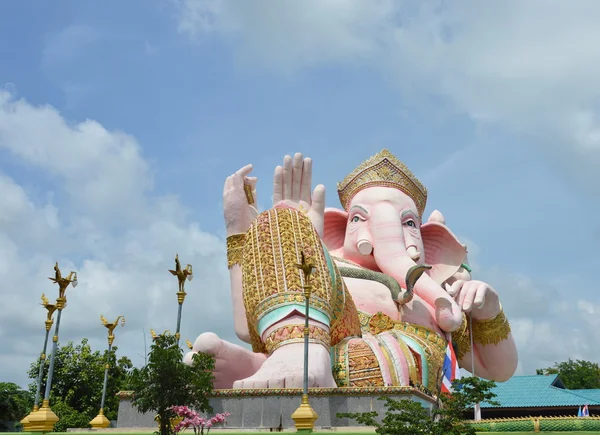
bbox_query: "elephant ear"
[323,208,348,256]
[421,221,467,285]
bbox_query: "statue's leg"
[331,316,446,389]
[238,206,361,388]
[183,333,267,389]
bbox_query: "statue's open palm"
[273,153,326,237]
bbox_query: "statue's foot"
[184,332,267,389]
[232,342,336,389]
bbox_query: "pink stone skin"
[185,153,518,389]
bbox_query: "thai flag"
[441,341,461,394]
[582,404,589,417]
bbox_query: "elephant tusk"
[356,240,373,256]
[406,246,421,262]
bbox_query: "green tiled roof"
[577,389,600,402]
[481,375,600,408]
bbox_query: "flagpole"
[469,312,481,421]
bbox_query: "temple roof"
[481,374,600,408]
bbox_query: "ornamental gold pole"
[469,312,482,421]
[291,252,319,432]
[169,254,193,342]
[21,294,58,430]
[29,263,78,433]
[90,315,126,428]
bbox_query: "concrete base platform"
[116,387,436,430]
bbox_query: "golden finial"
[48,262,78,300]
[169,254,193,293]
[185,339,193,350]
[150,329,157,340]
[40,293,58,328]
[100,315,125,345]
[337,149,428,217]
[296,251,316,297]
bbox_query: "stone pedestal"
[116,387,436,430]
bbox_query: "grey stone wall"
[117,393,435,430]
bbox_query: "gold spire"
[337,149,428,217]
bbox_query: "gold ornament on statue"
[226,233,245,269]
[337,149,427,217]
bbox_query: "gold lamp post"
[89,315,126,428]
[29,262,77,433]
[168,254,193,341]
[20,294,58,431]
[291,251,319,432]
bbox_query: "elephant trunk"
[370,203,463,332]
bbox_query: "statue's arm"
[222,163,258,344]
[443,259,518,382]
[454,307,518,382]
[223,154,324,345]
[226,235,251,343]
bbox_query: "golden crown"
[337,149,428,217]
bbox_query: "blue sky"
[1,1,599,389]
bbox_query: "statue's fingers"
[312,184,326,216]
[473,283,487,309]
[460,281,478,312]
[282,155,293,199]
[234,164,254,184]
[273,166,283,204]
[223,175,234,194]
[291,152,303,201]
[455,284,466,308]
[446,279,464,297]
[245,176,258,188]
[300,157,312,204]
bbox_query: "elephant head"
[322,149,467,332]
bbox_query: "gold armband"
[472,307,511,346]
[452,313,472,360]
[226,233,245,269]
[264,324,330,354]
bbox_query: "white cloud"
[177,0,392,72]
[0,90,235,388]
[0,92,151,222]
[176,0,600,188]
[469,260,600,375]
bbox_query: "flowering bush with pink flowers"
[169,405,230,435]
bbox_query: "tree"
[27,338,133,430]
[338,376,499,435]
[128,332,215,435]
[536,359,600,389]
[0,382,33,430]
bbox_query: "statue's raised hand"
[273,153,326,237]
[223,164,258,236]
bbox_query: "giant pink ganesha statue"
[185,149,518,391]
